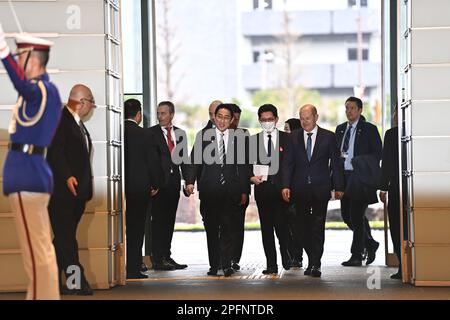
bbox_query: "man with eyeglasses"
[47,84,96,295]
[1,25,62,299]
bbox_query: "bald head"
[299,104,318,116]
[208,100,223,123]
[68,84,95,118]
[299,104,319,132]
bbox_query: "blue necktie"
[306,132,313,161]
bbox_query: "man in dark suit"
[282,104,344,277]
[379,108,402,279]
[47,84,96,295]
[148,101,189,270]
[229,104,250,271]
[250,104,291,274]
[335,96,382,267]
[185,103,249,277]
[124,99,160,279]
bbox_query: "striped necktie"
[219,133,226,185]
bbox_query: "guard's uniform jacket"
[2,53,62,195]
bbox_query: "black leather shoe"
[390,271,402,279]
[207,268,218,276]
[366,242,379,265]
[311,266,322,278]
[262,268,278,275]
[127,272,149,279]
[223,268,234,277]
[231,262,241,271]
[167,257,188,269]
[153,258,176,271]
[304,266,312,276]
[341,256,362,267]
[291,259,302,268]
[282,260,291,271]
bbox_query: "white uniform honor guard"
[0,24,62,300]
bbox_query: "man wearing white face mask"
[249,104,291,274]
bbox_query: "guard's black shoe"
[231,262,241,271]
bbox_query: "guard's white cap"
[15,33,53,51]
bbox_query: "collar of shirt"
[347,119,359,130]
[216,128,229,151]
[303,126,319,153]
[67,106,81,126]
[161,125,176,146]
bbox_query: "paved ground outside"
[2,230,450,300]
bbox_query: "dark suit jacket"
[124,120,160,199]
[335,118,382,202]
[148,125,189,191]
[47,106,93,201]
[282,127,344,201]
[380,126,399,193]
[250,130,288,191]
[335,118,382,162]
[185,129,248,204]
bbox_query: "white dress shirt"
[303,125,319,155]
[263,129,278,154]
[216,128,229,154]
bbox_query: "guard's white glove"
[0,23,11,59]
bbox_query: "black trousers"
[125,195,151,275]
[48,196,87,283]
[287,203,304,262]
[388,190,401,263]
[200,195,237,270]
[230,198,249,264]
[341,171,377,258]
[151,173,180,262]
[294,190,328,268]
[255,182,290,269]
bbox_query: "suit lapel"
[298,129,307,159]
[353,120,364,155]
[310,127,323,163]
[156,125,170,154]
[66,108,89,156]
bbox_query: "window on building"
[348,0,368,7]
[253,0,272,10]
[253,49,275,63]
[348,48,369,61]
[253,51,260,63]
